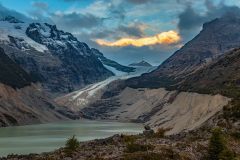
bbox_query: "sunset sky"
[0,0,240,65]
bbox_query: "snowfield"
[0,21,48,52]
[55,66,156,111]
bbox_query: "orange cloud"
[96,30,181,47]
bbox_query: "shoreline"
[0,119,143,157]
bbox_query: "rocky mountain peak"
[26,23,92,56]
[159,15,240,76]
[126,15,240,88]
[129,60,152,67]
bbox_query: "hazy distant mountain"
[129,60,152,67]
[91,48,135,73]
[0,16,114,95]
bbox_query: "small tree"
[219,149,235,160]
[65,135,80,156]
[208,128,225,160]
[208,128,234,160]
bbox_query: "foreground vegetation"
[2,124,240,160]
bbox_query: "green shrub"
[125,143,154,153]
[123,152,163,160]
[64,135,80,156]
[223,99,240,120]
[123,148,181,160]
[208,128,234,160]
[154,128,170,138]
[230,131,240,139]
[121,134,137,144]
[219,149,235,160]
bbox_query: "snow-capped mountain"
[0,16,127,96]
[91,48,135,73]
[129,60,152,67]
[0,16,48,52]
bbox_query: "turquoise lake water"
[0,120,143,157]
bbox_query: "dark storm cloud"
[108,3,126,22]
[29,1,51,22]
[178,6,204,31]
[51,12,104,31]
[75,24,144,42]
[32,2,49,10]
[178,0,240,41]
[118,25,144,37]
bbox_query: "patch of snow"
[59,66,157,109]
[0,21,48,52]
[103,64,126,76]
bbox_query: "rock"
[143,130,154,136]
[144,125,151,130]
[143,126,154,136]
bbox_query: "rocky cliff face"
[178,48,240,96]
[127,14,240,88]
[0,47,34,88]
[0,83,71,127]
[0,17,113,95]
[76,85,229,134]
[0,47,77,127]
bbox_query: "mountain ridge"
[126,14,240,89]
[0,47,77,127]
[129,60,152,67]
[0,16,128,95]
[91,48,135,73]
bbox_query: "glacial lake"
[0,120,143,157]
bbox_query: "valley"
[0,1,240,159]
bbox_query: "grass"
[125,143,154,153]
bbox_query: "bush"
[123,147,181,160]
[208,128,234,160]
[123,152,163,160]
[121,134,137,144]
[231,131,240,139]
[219,149,235,160]
[125,143,154,153]
[154,128,170,138]
[64,135,80,156]
[223,99,240,121]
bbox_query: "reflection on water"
[0,120,143,156]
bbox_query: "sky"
[0,0,240,65]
